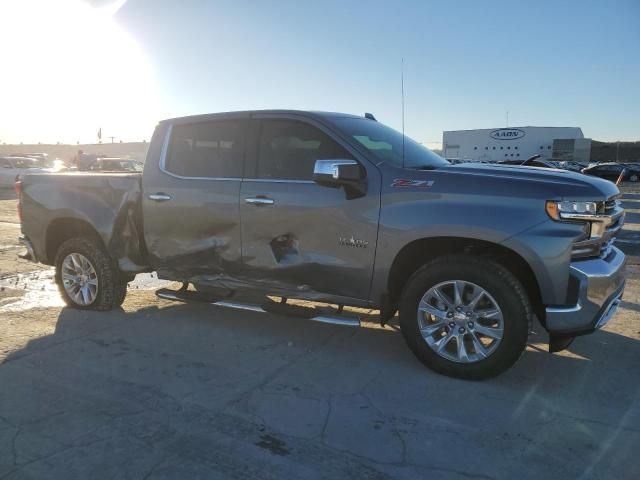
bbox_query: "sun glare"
[0,0,159,144]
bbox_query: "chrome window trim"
[158,123,242,182]
[242,178,314,184]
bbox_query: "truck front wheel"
[54,237,127,311]
[399,255,531,380]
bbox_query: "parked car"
[498,159,558,168]
[16,110,626,379]
[582,162,640,182]
[0,156,52,186]
[87,158,143,172]
[555,161,587,172]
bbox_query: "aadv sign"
[490,128,525,140]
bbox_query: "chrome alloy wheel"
[417,280,504,363]
[61,253,99,306]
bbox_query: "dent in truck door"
[239,116,381,300]
[141,118,247,282]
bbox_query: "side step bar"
[155,288,360,327]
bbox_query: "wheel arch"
[45,217,105,265]
[385,237,544,321]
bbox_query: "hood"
[435,163,620,201]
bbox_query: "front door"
[142,118,246,283]
[239,116,380,301]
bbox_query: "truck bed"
[19,171,150,272]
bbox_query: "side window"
[165,120,243,178]
[257,120,353,180]
[0,159,10,168]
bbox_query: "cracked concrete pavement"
[0,187,639,479]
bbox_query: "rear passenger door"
[142,118,246,283]
[239,115,381,301]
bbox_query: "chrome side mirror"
[313,159,361,182]
[313,159,366,199]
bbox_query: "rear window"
[165,121,243,178]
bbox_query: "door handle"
[148,193,172,202]
[245,197,274,206]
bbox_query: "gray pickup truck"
[17,111,626,379]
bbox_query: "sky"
[0,0,638,148]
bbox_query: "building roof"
[444,126,583,134]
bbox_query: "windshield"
[334,118,449,169]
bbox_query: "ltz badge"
[339,236,369,248]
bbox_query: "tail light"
[15,180,23,223]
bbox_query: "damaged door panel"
[142,117,247,282]
[239,116,381,301]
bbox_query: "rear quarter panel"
[20,172,147,270]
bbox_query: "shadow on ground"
[0,301,638,479]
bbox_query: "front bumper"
[545,246,626,335]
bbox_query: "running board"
[155,289,360,327]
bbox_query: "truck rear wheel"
[399,255,531,380]
[54,237,127,311]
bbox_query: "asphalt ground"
[0,185,638,479]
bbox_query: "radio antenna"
[401,58,405,168]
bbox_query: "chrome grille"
[573,195,624,259]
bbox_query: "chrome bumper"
[545,246,626,334]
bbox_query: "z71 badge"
[391,179,435,188]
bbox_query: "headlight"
[545,199,623,259]
[545,200,598,220]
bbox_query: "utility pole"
[109,136,115,144]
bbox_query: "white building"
[442,127,590,163]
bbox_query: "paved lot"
[0,187,639,479]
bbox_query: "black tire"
[399,255,531,380]
[54,237,127,311]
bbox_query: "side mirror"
[313,159,366,199]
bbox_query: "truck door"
[141,118,247,283]
[239,115,381,301]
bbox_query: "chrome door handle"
[245,197,274,206]
[148,193,172,202]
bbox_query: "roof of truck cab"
[160,110,364,125]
